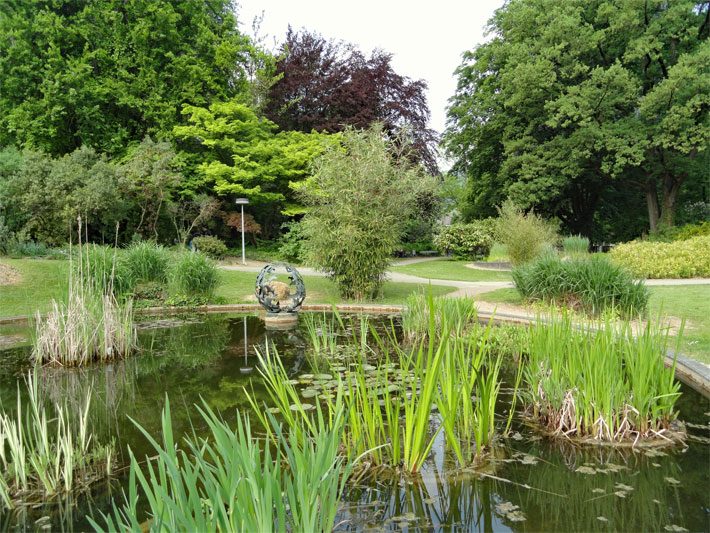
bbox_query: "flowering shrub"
[433,220,495,259]
[610,235,710,278]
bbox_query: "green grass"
[0,259,456,317]
[391,258,511,282]
[216,269,455,306]
[475,287,522,304]
[649,286,710,364]
[0,259,68,316]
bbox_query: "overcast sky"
[236,0,504,139]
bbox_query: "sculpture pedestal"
[264,312,299,330]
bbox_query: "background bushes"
[191,236,227,259]
[513,254,649,316]
[433,219,495,259]
[610,235,710,279]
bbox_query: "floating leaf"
[314,373,333,380]
[286,380,300,385]
[664,477,681,485]
[301,389,318,398]
[576,466,597,475]
[298,374,314,380]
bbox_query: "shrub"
[124,240,169,283]
[512,254,649,316]
[169,252,219,297]
[646,221,710,242]
[495,200,558,266]
[562,234,589,257]
[278,220,308,263]
[433,219,495,259]
[191,235,227,259]
[301,125,435,300]
[610,235,710,278]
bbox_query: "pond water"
[0,314,708,532]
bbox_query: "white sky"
[236,0,504,138]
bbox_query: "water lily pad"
[301,389,319,398]
[288,403,314,411]
[299,374,314,380]
[286,380,300,385]
[495,501,526,522]
[314,373,333,380]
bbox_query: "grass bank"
[391,258,511,282]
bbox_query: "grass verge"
[391,258,511,282]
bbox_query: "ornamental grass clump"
[523,312,682,444]
[123,240,169,284]
[562,234,589,257]
[0,373,116,510]
[512,253,649,317]
[168,251,218,298]
[33,235,137,366]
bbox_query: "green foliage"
[123,241,170,283]
[168,252,219,298]
[174,100,332,218]
[445,0,709,234]
[277,221,308,264]
[512,254,649,317]
[191,236,227,259]
[301,125,435,300]
[486,242,509,262]
[562,234,590,257]
[0,147,127,245]
[495,200,558,266]
[75,244,136,296]
[433,219,496,259]
[610,235,710,279]
[523,312,681,441]
[646,222,710,243]
[95,397,356,533]
[0,0,259,156]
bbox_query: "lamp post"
[235,198,249,265]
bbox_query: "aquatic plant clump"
[522,314,683,444]
[32,292,137,366]
[0,374,116,509]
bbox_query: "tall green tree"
[445,0,709,234]
[0,0,262,156]
[173,100,333,235]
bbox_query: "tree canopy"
[0,0,258,156]
[265,28,440,174]
[445,0,709,235]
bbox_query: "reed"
[94,396,357,532]
[523,311,682,442]
[562,234,589,257]
[0,373,115,509]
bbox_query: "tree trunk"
[659,173,684,227]
[644,179,660,232]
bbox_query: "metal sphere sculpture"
[254,262,306,313]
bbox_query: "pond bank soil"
[0,263,21,285]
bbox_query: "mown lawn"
[0,258,456,317]
[391,258,512,282]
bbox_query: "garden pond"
[0,313,708,532]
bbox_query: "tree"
[0,0,261,156]
[0,147,126,245]
[301,125,435,300]
[445,0,710,235]
[173,100,333,236]
[264,28,440,174]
